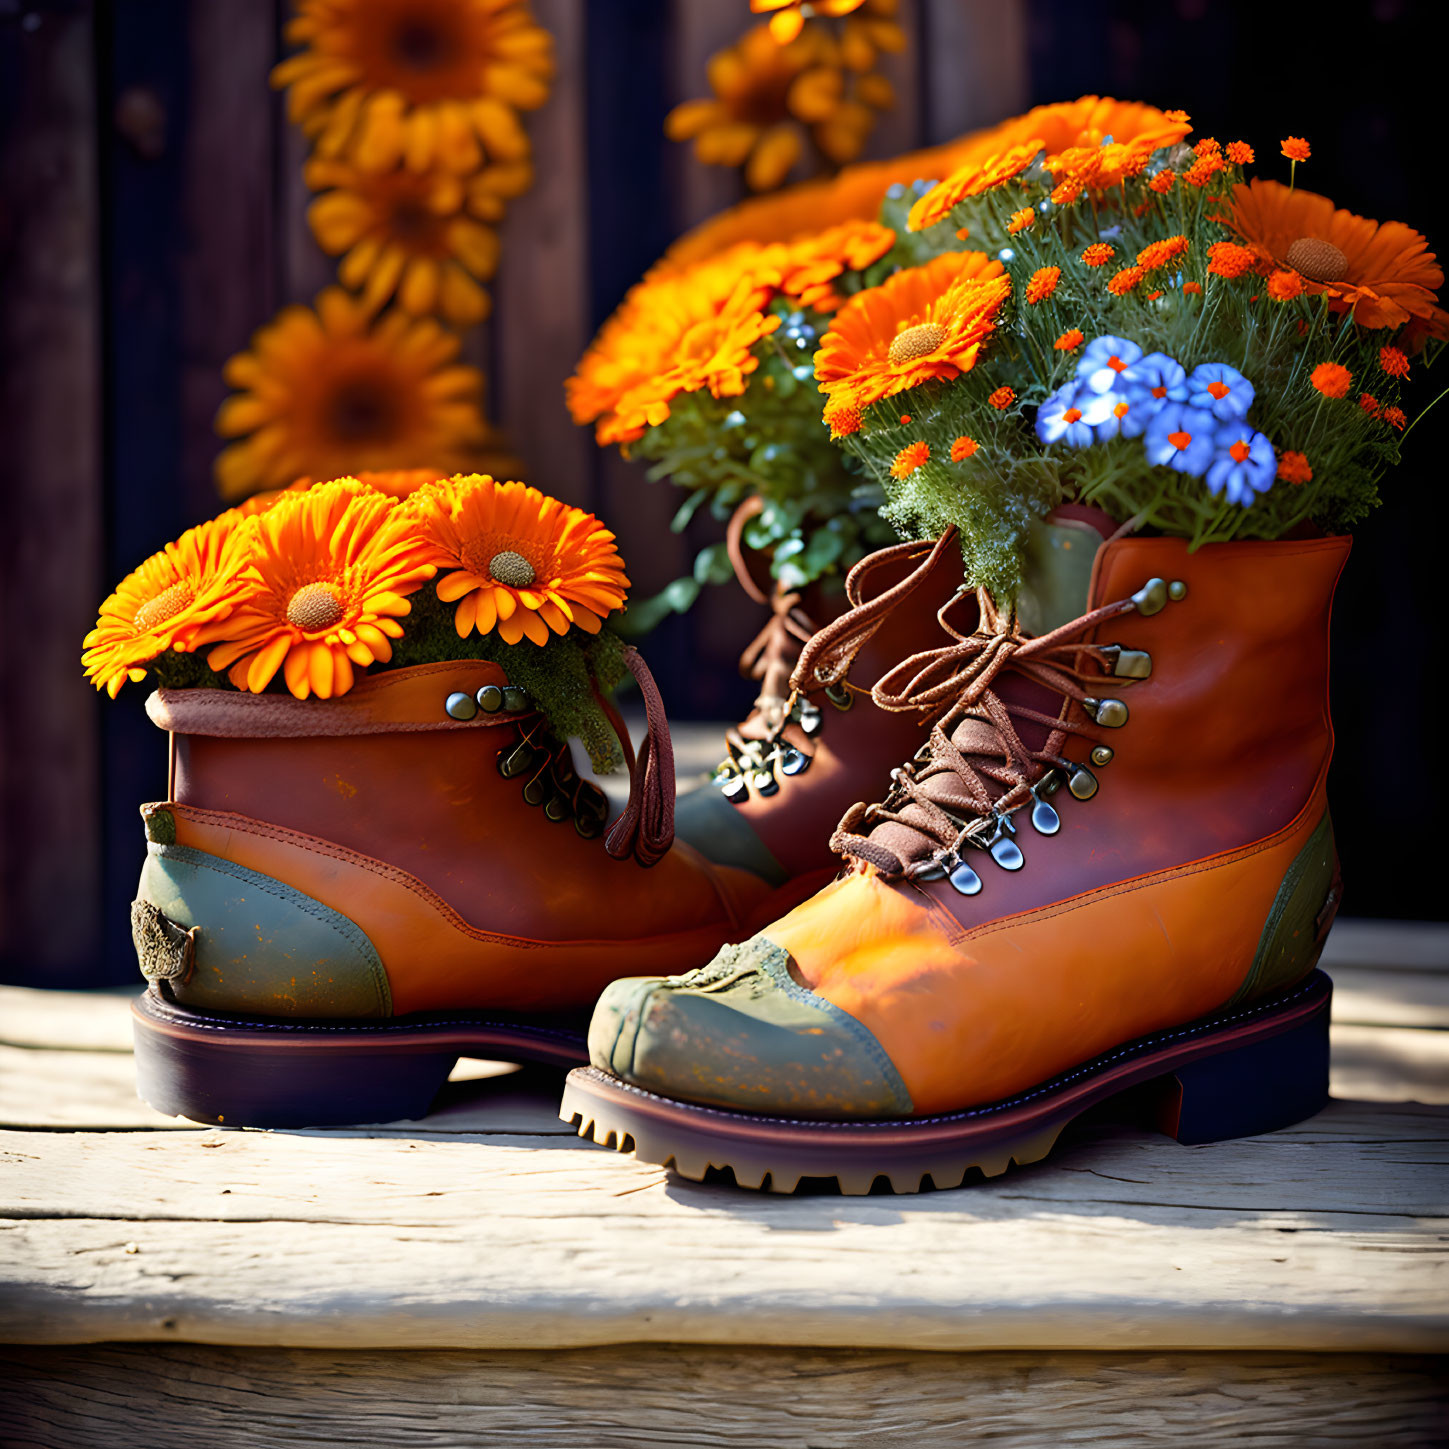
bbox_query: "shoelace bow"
[594,645,675,869]
[802,530,1139,878]
[726,498,820,740]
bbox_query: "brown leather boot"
[130,651,772,1128]
[674,507,1114,905]
[568,530,1349,1192]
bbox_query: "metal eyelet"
[720,774,749,805]
[502,685,530,713]
[445,691,478,721]
[499,741,536,779]
[824,682,854,712]
[779,747,809,777]
[1100,645,1152,679]
[476,684,505,713]
[1029,773,1061,836]
[1083,697,1129,728]
[1090,745,1114,767]
[1067,764,1099,800]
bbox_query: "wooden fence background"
[1,0,1443,986]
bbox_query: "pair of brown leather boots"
[131,508,1346,1192]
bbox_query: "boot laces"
[600,645,675,869]
[822,536,1145,881]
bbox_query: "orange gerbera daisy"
[889,440,929,479]
[415,476,628,643]
[214,288,490,501]
[1031,96,1191,196]
[271,0,554,173]
[814,249,1011,411]
[305,156,524,325]
[776,219,896,311]
[906,142,1044,231]
[83,515,253,698]
[1220,179,1447,337]
[567,244,783,445]
[206,480,437,699]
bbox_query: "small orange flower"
[1359,392,1381,416]
[1380,345,1410,378]
[1054,328,1085,351]
[1267,269,1305,301]
[1310,361,1352,398]
[1149,169,1175,194]
[205,480,438,699]
[1182,281,1203,295]
[1380,405,1407,430]
[890,440,930,479]
[1107,265,1146,296]
[899,413,912,424]
[1025,266,1061,304]
[83,514,254,698]
[1226,140,1254,165]
[987,386,1015,410]
[1050,177,1082,207]
[1146,289,1163,301]
[950,435,978,462]
[1183,153,1225,187]
[1207,241,1256,279]
[956,227,971,241]
[1008,207,1035,234]
[1081,243,1115,268]
[415,475,629,644]
[1277,451,1313,485]
[1194,137,1220,157]
[825,403,862,438]
[1136,235,1190,271]
[1280,136,1311,162]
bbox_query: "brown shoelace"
[799,530,1143,879]
[593,645,676,868]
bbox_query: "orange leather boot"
[130,652,773,1127]
[675,506,1112,908]
[566,530,1349,1192]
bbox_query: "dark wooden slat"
[0,4,104,985]
[920,0,1028,142]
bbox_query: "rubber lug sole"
[560,970,1332,1195]
[133,990,588,1128]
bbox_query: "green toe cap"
[587,939,913,1120]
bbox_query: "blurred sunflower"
[1220,178,1448,339]
[272,0,553,173]
[415,475,629,643]
[305,156,503,325]
[665,21,891,191]
[214,288,491,501]
[814,249,1011,412]
[82,515,254,698]
[207,480,437,699]
[567,244,784,444]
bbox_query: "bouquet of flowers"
[82,472,633,770]
[815,103,1445,597]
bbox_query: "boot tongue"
[863,505,1116,871]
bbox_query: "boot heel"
[132,995,458,1128]
[1155,981,1332,1145]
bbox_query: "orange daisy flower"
[415,476,628,644]
[1008,207,1035,234]
[776,218,896,311]
[907,142,1045,231]
[950,435,978,462]
[1277,451,1313,485]
[814,249,1011,411]
[1136,235,1190,271]
[1380,345,1410,378]
[1310,362,1352,398]
[83,515,254,698]
[987,386,1016,409]
[1036,96,1191,195]
[1081,243,1115,268]
[1054,328,1085,351]
[1220,179,1447,336]
[889,441,930,479]
[1026,266,1061,304]
[1267,269,1305,302]
[1280,137,1311,162]
[567,244,783,445]
[206,480,437,700]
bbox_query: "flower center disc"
[286,582,345,632]
[888,322,947,365]
[134,581,195,634]
[489,550,536,588]
[1285,237,1349,283]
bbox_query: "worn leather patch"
[130,899,197,984]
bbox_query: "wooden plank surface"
[3,1342,1446,1449]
